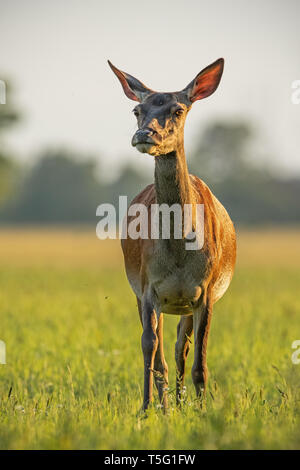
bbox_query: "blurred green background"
[0,81,299,226]
[0,0,300,451]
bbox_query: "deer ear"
[108,60,153,102]
[183,58,224,103]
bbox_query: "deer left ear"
[183,58,224,103]
[108,60,153,102]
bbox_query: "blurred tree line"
[0,82,299,226]
[0,81,19,205]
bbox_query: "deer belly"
[153,278,202,315]
[161,301,194,315]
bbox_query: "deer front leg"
[141,298,159,411]
[192,299,213,397]
[175,315,193,406]
[154,314,169,411]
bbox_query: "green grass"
[0,251,300,449]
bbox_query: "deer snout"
[132,128,157,147]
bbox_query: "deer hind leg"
[192,297,213,398]
[175,315,193,406]
[153,314,168,411]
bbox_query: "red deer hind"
[108,58,236,411]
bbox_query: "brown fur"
[109,58,236,411]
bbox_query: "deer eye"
[133,108,139,117]
[174,108,184,117]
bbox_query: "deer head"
[108,59,224,157]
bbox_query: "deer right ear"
[108,60,153,102]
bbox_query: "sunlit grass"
[0,227,299,449]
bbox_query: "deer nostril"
[140,128,156,137]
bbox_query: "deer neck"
[153,141,197,254]
[154,141,194,207]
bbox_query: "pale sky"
[0,0,299,176]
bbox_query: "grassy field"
[0,227,300,450]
